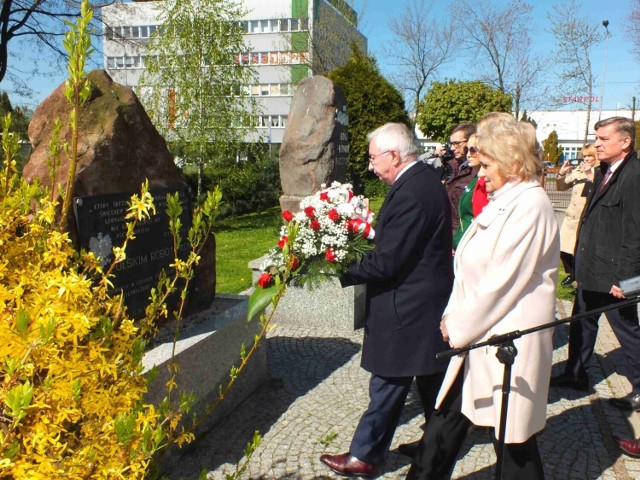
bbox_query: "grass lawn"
[214,207,282,294]
[215,198,574,302]
[214,198,384,294]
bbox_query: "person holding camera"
[554,144,598,286]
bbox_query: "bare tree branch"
[450,0,545,117]
[626,0,640,63]
[0,0,113,93]
[385,0,456,121]
[548,0,603,143]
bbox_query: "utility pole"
[598,20,610,121]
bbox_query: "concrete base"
[248,256,366,331]
[143,294,267,431]
[279,194,303,213]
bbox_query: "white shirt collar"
[394,160,417,182]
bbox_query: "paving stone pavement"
[165,299,640,480]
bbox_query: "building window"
[257,115,287,128]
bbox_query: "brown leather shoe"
[616,436,640,458]
[319,452,379,478]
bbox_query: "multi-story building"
[101,0,367,145]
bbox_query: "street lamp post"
[598,20,610,121]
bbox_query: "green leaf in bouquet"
[247,285,279,321]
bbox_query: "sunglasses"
[468,146,478,155]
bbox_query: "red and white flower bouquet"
[248,181,375,320]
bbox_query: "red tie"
[598,168,612,193]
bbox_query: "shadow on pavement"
[161,335,361,478]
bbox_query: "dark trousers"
[407,370,544,480]
[560,251,575,277]
[565,288,640,394]
[350,371,445,466]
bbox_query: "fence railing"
[543,177,571,210]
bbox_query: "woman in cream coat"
[407,115,559,480]
[555,144,598,285]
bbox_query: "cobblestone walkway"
[166,300,640,480]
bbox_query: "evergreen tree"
[328,45,410,193]
[520,110,538,128]
[0,91,29,140]
[543,130,563,165]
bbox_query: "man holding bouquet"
[319,122,453,477]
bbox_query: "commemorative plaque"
[74,188,192,318]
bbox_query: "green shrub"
[184,151,280,217]
[363,177,389,199]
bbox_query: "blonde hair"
[581,143,597,157]
[476,115,543,181]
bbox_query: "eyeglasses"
[468,146,478,155]
[369,150,392,162]
[450,140,467,147]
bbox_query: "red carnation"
[257,273,273,288]
[328,209,340,221]
[278,236,288,248]
[347,219,359,233]
[325,248,337,263]
[282,210,294,222]
[319,191,329,201]
[310,219,321,231]
[291,257,300,271]
[348,190,354,201]
[304,206,316,218]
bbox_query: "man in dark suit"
[319,123,453,477]
[551,117,640,410]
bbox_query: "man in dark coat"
[551,117,640,412]
[444,123,476,235]
[319,123,453,477]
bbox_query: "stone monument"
[279,75,349,213]
[23,69,215,317]
[253,75,364,331]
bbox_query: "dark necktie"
[597,168,612,193]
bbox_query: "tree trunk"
[197,159,203,198]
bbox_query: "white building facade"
[101,0,366,145]
[528,109,637,160]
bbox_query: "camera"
[569,159,581,167]
[439,143,456,163]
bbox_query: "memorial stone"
[279,75,349,212]
[23,69,215,317]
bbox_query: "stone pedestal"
[143,294,267,429]
[248,257,366,331]
[279,194,304,215]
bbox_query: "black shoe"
[608,394,640,412]
[397,440,420,457]
[549,373,589,391]
[561,274,575,286]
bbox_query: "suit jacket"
[342,161,453,377]
[437,181,559,443]
[575,152,640,292]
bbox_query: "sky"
[8,0,640,113]
[351,0,639,112]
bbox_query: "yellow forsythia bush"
[0,179,168,479]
